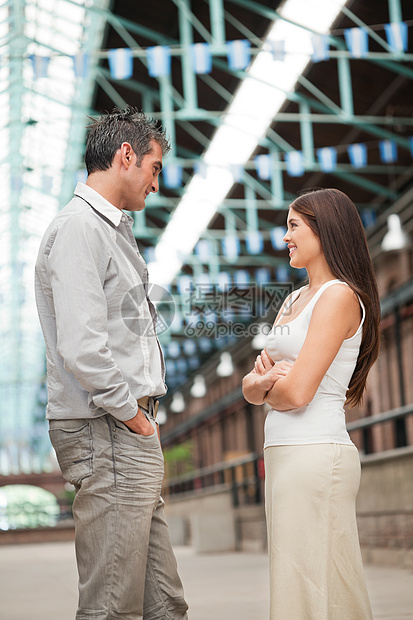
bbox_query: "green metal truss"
[0,0,112,474]
[1,0,412,471]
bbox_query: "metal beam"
[299,101,315,167]
[177,0,198,111]
[95,71,128,108]
[64,0,177,47]
[330,171,399,199]
[172,0,212,43]
[7,0,25,445]
[210,0,226,44]
[388,0,403,24]
[83,2,413,164]
[60,0,113,206]
[138,195,389,214]
[97,66,188,111]
[337,55,354,117]
[297,75,343,116]
[223,6,262,42]
[108,107,413,128]
[340,4,392,53]
[224,0,280,22]
[198,73,233,104]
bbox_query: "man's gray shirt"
[35,183,167,421]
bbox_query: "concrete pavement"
[0,542,412,619]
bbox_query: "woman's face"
[283,208,323,270]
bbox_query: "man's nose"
[151,178,159,193]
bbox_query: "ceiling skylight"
[148,0,348,286]
[0,0,110,474]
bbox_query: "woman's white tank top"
[264,279,365,448]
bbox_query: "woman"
[242,188,380,620]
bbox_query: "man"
[35,108,188,620]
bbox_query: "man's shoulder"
[38,196,113,259]
[44,196,108,236]
[53,195,96,224]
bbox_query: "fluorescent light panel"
[148,0,347,286]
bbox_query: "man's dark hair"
[85,107,171,174]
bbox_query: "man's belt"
[137,396,159,419]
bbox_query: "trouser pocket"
[49,420,93,488]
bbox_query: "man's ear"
[120,142,134,168]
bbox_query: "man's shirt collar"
[74,182,133,227]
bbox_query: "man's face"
[127,140,163,212]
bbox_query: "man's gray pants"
[49,415,189,620]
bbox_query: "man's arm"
[47,214,153,434]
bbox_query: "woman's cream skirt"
[264,443,373,620]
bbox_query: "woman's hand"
[254,349,274,375]
[269,360,294,379]
[255,354,294,393]
[262,360,293,388]
[243,350,293,405]
[255,350,293,380]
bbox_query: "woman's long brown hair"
[290,188,381,406]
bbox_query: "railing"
[1,406,411,525]
[347,403,413,453]
[164,453,263,507]
[346,403,413,432]
[0,498,73,531]
[164,405,413,504]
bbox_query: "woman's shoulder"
[313,281,360,319]
[319,281,357,302]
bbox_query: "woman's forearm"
[242,372,267,405]
[243,359,295,406]
[264,376,307,411]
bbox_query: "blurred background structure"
[0,0,412,567]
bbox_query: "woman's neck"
[306,263,337,291]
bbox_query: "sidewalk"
[0,541,412,619]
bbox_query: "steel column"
[337,55,354,117]
[159,74,177,156]
[210,0,226,45]
[269,147,285,209]
[388,0,403,24]
[178,0,198,111]
[7,0,26,472]
[299,102,315,167]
